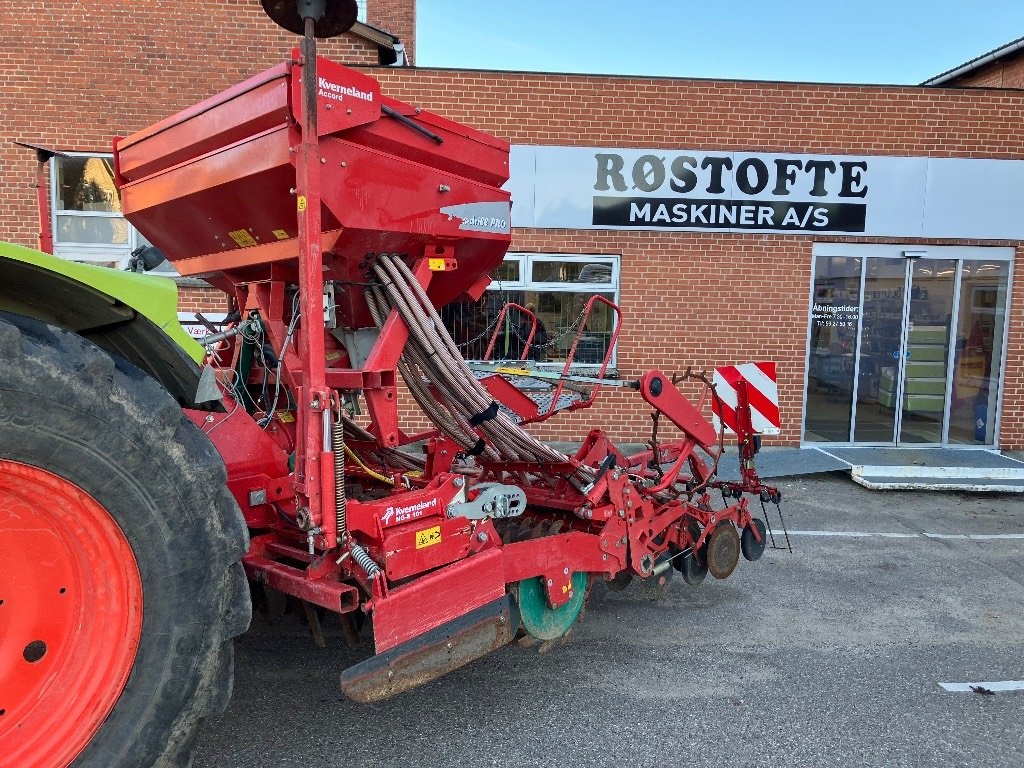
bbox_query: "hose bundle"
[366,254,595,487]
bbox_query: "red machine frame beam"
[292,34,333,540]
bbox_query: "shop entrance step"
[817,446,1024,492]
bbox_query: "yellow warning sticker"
[228,229,258,248]
[325,351,342,362]
[275,410,295,423]
[297,195,307,212]
[415,525,442,550]
[272,229,290,240]
[428,258,447,272]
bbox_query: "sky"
[417,1,1024,85]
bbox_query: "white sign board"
[178,312,227,341]
[505,145,1024,240]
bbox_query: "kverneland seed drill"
[0,1,786,765]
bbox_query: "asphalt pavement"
[193,475,1024,768]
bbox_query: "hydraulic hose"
[366,286,494,456]
[372,262,522,460]
[384,255,589,477]
[370,254,595,486]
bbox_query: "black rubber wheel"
[742,519,768,562]
[674,521,707,586]
[0,313,250,767]
[678,550,708,585]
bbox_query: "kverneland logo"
[381,497,437,525]
[317,77,374,103]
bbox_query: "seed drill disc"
[706,523,741,580]
[675,521,708,585]
[741,519,768,562]
[678,550,707,585]
[515,573,588,641]
[605,571,633,592]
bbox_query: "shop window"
[51,152,172,273]
[948,261,1010,445]
[442,253,620,367]
[804,244,1012,447]
[804,254,861,442]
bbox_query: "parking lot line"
[784,530,1024,540]
[939,680,1024,693]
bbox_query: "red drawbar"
[0,460,143,768]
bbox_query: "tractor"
[0,2,783,766]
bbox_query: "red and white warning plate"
[711,361,781,436]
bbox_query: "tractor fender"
[0,241,207,407]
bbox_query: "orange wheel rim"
[0,460,143,768]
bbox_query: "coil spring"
[332,414,346,545]
[350,542,382,579]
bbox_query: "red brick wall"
[371,70,1024,155]
[0,0,414,249]
[367,70,1024,449]
[371,0,416,63]
[2,22,1022,448]
[177,286,230,315]
[943,50,1024,88]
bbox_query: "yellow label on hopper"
[228,229,258,247]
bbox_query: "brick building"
[1,3,1022,451]
[923,35,1024,88]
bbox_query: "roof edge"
[923,36,1024,85]
[348,20,407,66]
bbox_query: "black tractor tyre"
[0,312,251,767]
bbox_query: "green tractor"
[0,241,250,767]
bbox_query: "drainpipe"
[13,141,66,255]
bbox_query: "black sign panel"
[592,196,867,232]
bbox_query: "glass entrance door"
[948,260,1011,445]
[897,258,957,444]
[804,249,1011,447]
[852,258,906,443]
[844,256,955,445]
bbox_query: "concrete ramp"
[816,447,1024,492]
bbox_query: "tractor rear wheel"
[0,313,250,768]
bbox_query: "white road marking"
[939,680,1024,693]
[784,530,1024,540]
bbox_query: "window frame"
[488,253,619,292]
[488,253,526,289]
[50,151,170,273]
[485,252,621,369]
